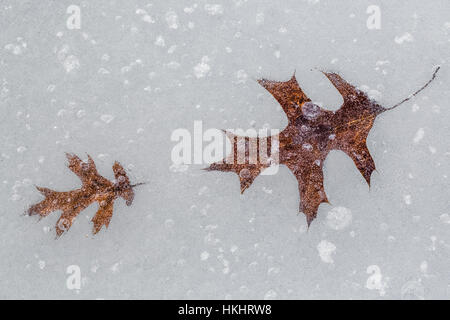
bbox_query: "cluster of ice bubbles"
[302,102,321,120]
[326,206,352,230]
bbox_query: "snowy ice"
[0,0,449,300]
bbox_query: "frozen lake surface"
[0,0,449,299]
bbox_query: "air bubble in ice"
[326,206,352,230]
[239,168,251,179]
[302,102,320,120]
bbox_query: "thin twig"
[385,66,440,111]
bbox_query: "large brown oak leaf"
[206,67,440,226]
[28,153,141,237]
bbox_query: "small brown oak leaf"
[206,67,440,226]
[28,153,142,237]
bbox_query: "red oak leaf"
[206,67,440,226]
[28,153,142,237]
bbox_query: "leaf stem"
[130,182,146,188]
[385,66,440,111]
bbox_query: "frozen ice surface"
[0,0,450,299]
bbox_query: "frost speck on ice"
[235,70,248,84]
[317,240,336,263]
[359,85,382,100]
[63,55,80,73]
[200,251,210,261]
[439,213,450,224]
[165,11,179,29]
[403,195,412,205]
[395,32,414,44]
[4,38,27,55]
[255,12,264,25]
[38,260,46,270]
[154,36,166,47]
[263,289,277,300]
[136,9,155,24]
[100,114,114,124]
[413,128,425,143]
[194,56,211,78]
[326,206,352,230]
[204,4,224,16]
